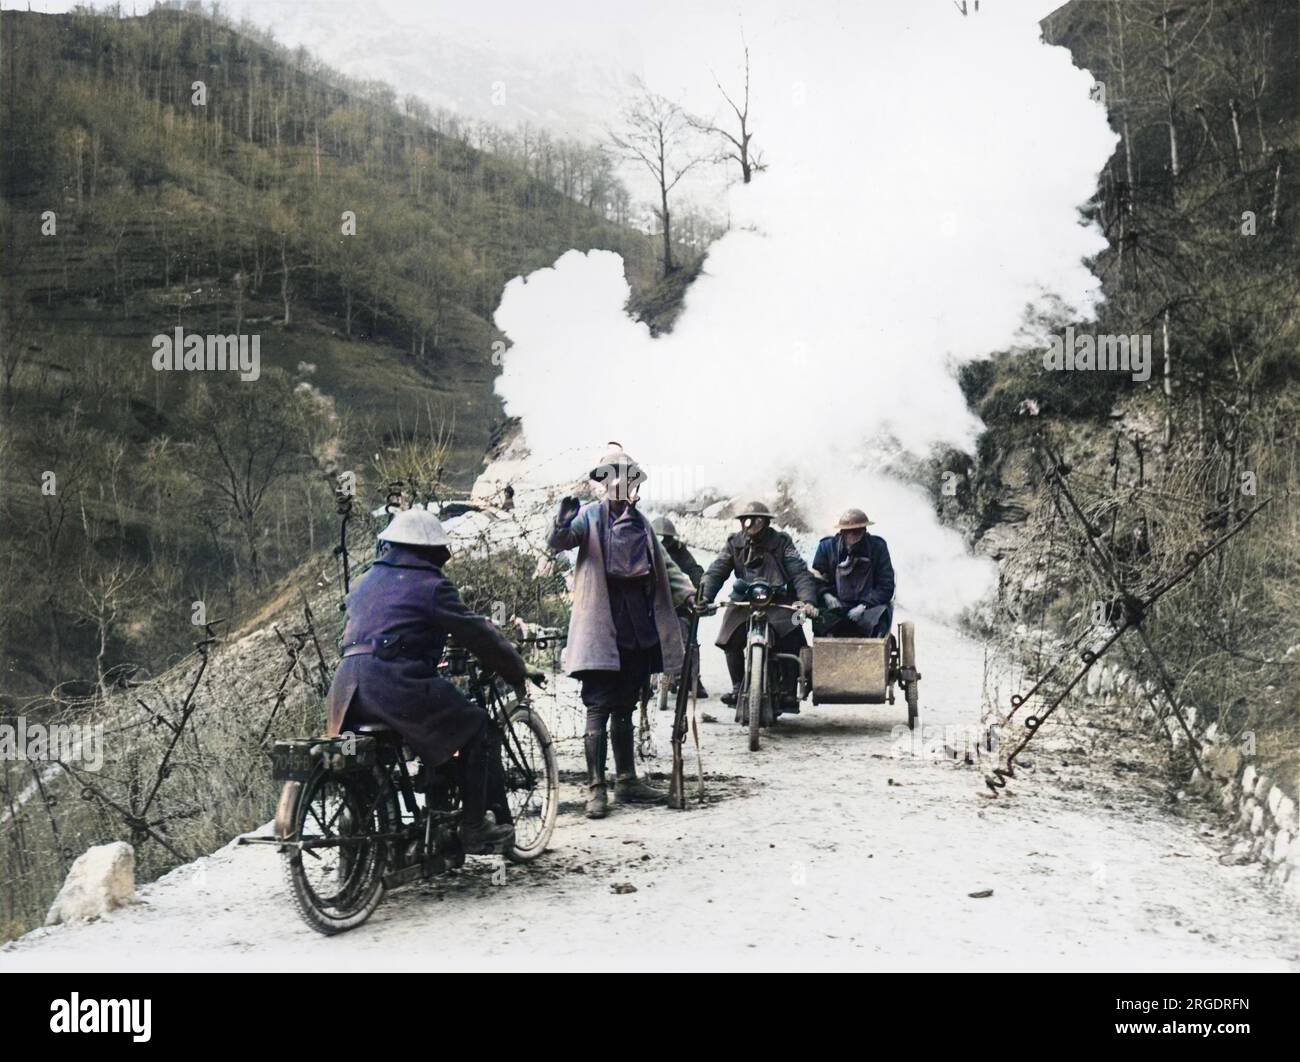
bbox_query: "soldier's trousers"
[722,627,805,697]
[578,647,656,784]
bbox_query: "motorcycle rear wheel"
[280,767,395,935]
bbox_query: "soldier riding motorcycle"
[698,501,818,717]
[324,508,544,854]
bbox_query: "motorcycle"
[701,580,807,752]
[242,641,558,935]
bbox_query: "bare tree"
[611,81,708,275]
[74,557,141,701]
[1141,0,1218,203]
[688,37,765,186]
[197,376,310,590]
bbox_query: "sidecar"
[796,622,921,729]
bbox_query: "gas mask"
[590,460,645,505]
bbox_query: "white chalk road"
[4,614,1297,971]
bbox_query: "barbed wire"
[981,426,1278,796]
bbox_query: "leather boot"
[459,731,516,853]
[586,783,609,818]
[721,642,744,708]
[584,718,609,819]
[461,814,516,855]
[611,710,664,803]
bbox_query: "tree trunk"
[1228,98,1244,173]
[1162,308,1173,445]
[1269,155,1283,225]
[1161,9,1180,203]
[660,188,673,275]
[280,236,291,325]
[243,512,263,589]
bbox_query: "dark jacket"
[701,526,819,645]
[810,532,895,609]
[663,538,704,591]
[324,545,527,767]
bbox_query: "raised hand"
[557,496,581,526]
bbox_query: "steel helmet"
[377,508,450,547]
[590,441,644,481]
[736,501,773,520]
[590,441,646,502]
[836,507,873,530]
[650,516,677,538]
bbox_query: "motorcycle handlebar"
[693,599,810,616]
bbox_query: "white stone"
[1242,765,1257,794]
[1273,830,1292,864]
[1254,774,1271,801]
[1277,795,1298,835]
[44,842,135,926]
[1250,805,1266,835]
[1203,722,1219,744]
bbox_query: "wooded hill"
[0,6,686,703]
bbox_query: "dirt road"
[4,613,1297,971]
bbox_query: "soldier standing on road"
[548,445,696,819]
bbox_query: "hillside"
[0,7,689,701]
[953,0,1299,835]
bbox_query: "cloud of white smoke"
[492,1,1115,621]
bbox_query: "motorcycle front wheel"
[747,642,766,752]
[499,704,559,863]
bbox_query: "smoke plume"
[492,1,1115,621]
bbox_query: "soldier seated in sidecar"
[810,507,894,639]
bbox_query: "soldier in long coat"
[325,508,539,853]
[548,445,695,819]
